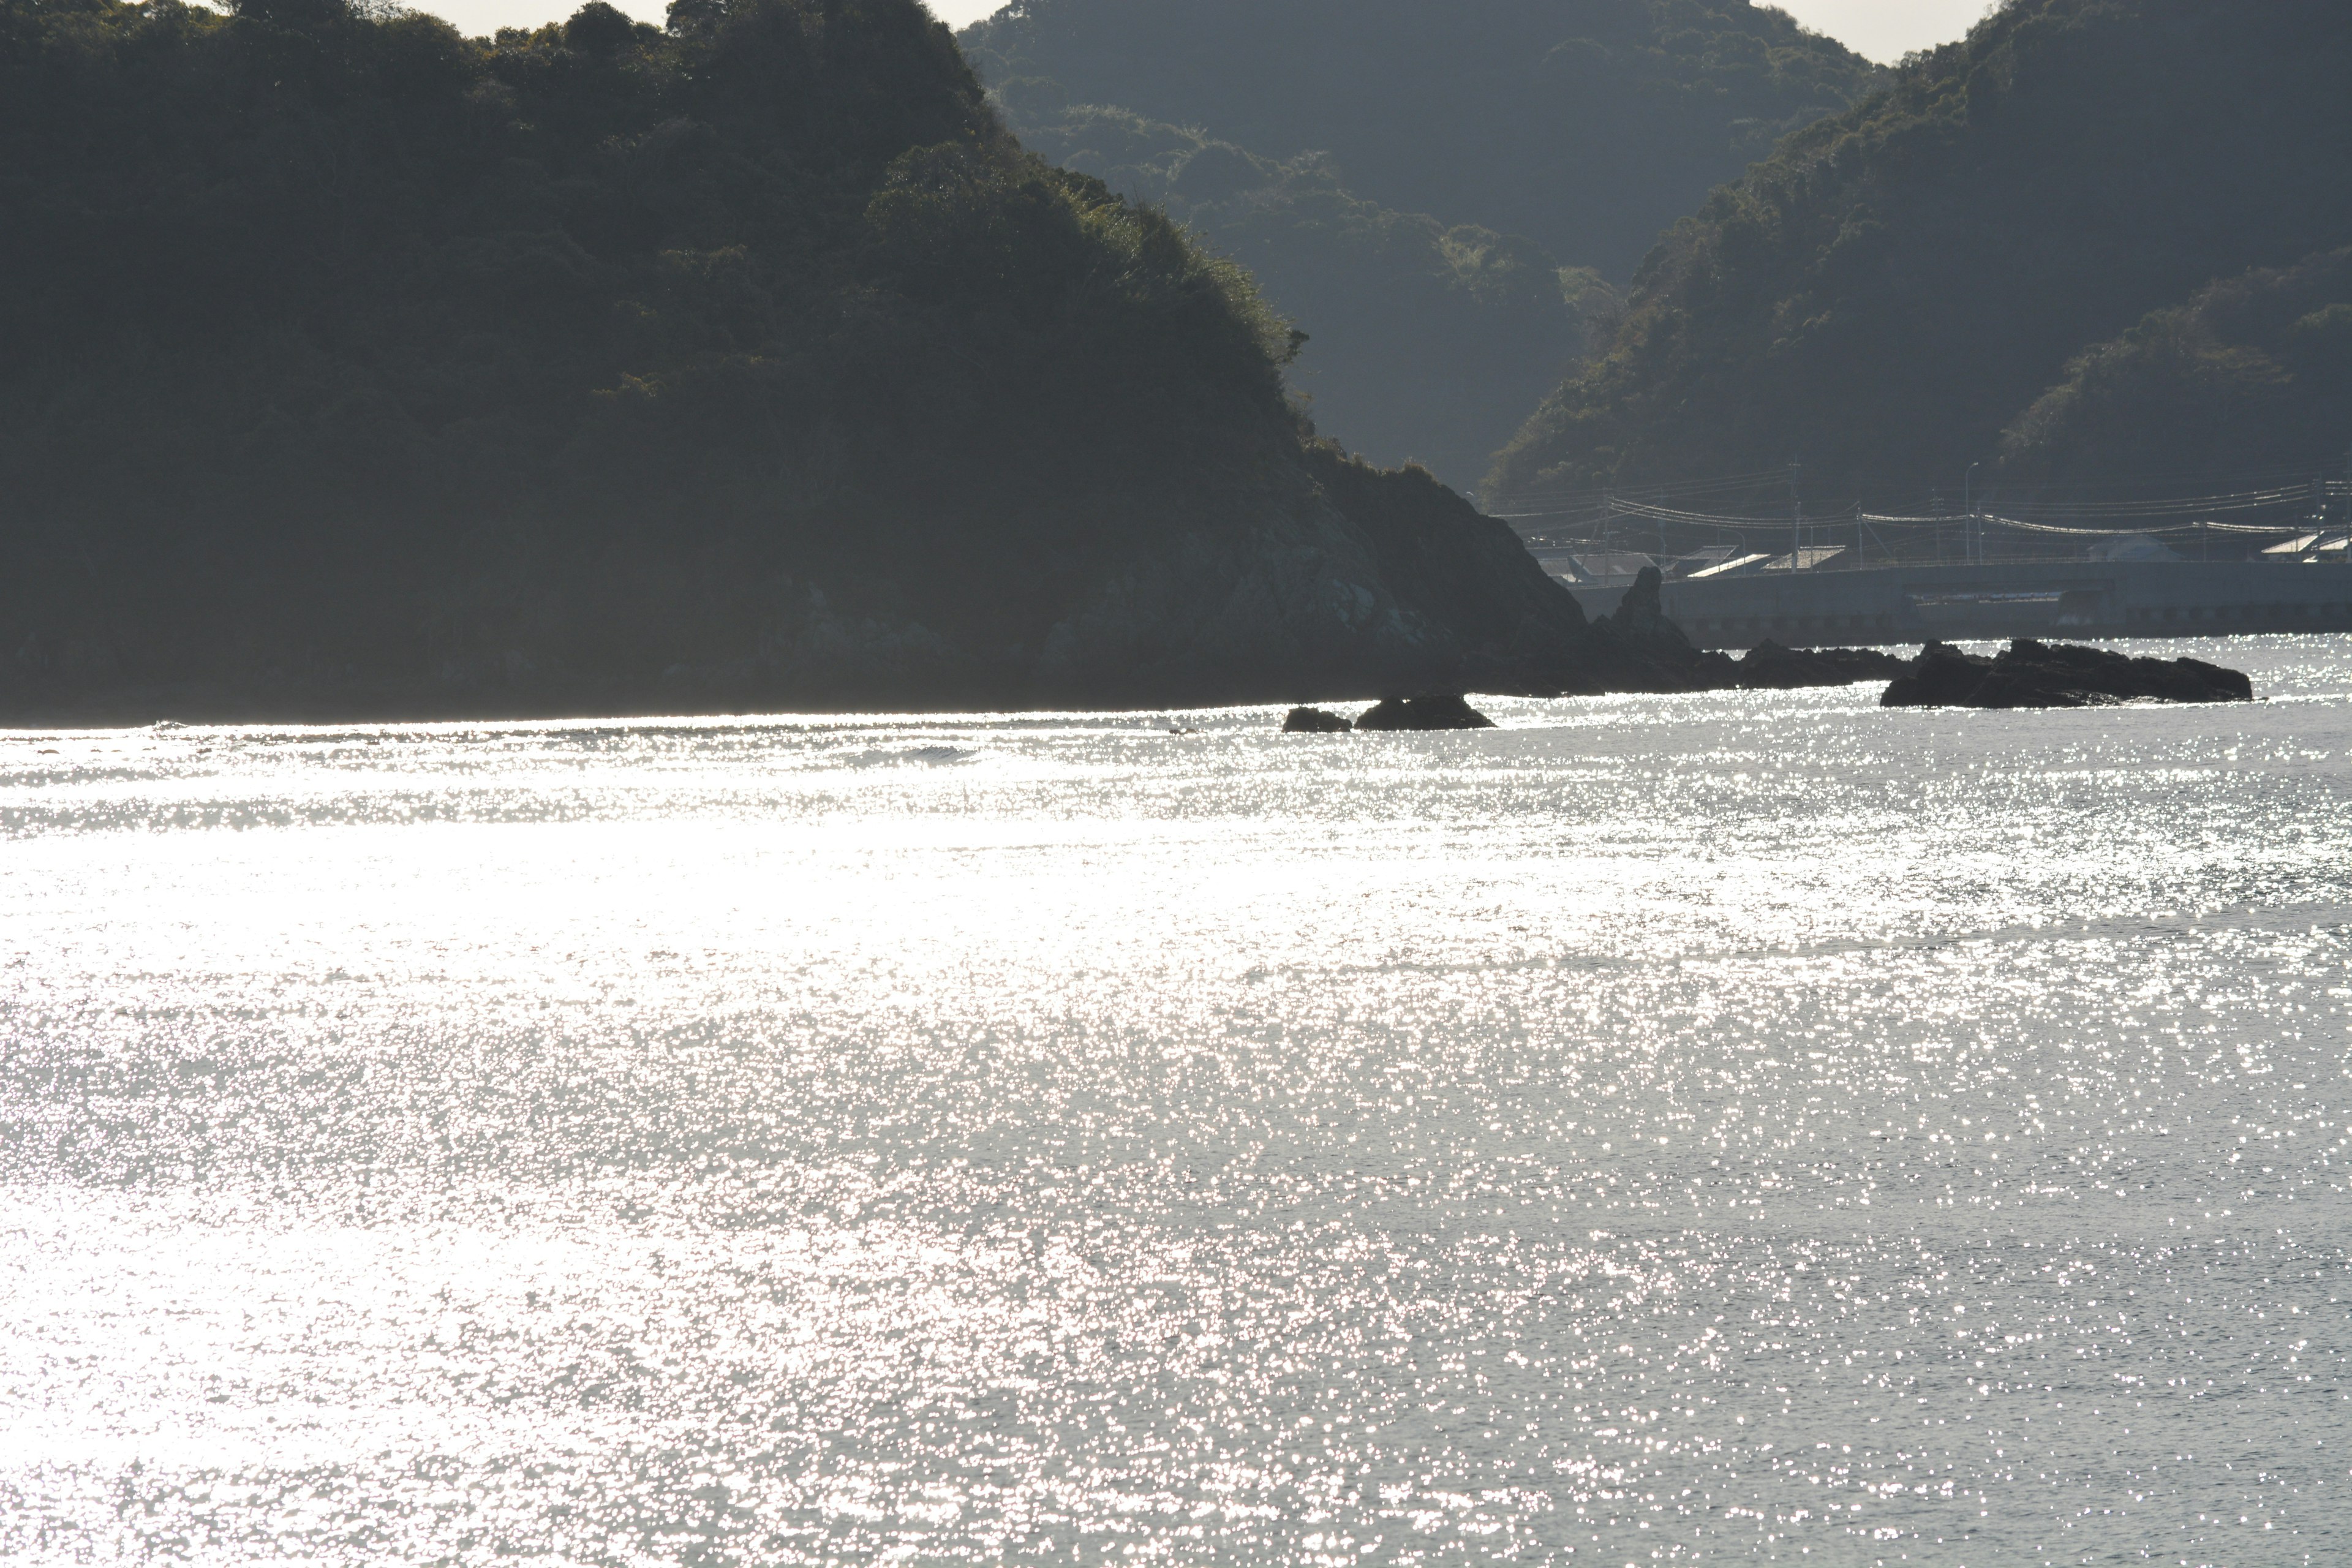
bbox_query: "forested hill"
[1998,250,2352,491]
[1004,104,1621,489]
[1489,0,2352,505]
[0,0,1653,719]
[960,0,1880,280]
[957,0,1875,492]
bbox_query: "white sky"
[420,0,1992,64]
[919,1,1995,62]
[1758,0,1993,62]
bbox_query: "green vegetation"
[1006,104,1623,486]
[962,0,1880,277]
[2000,250,2352,486]
[962,1,1877,491]
[0,0,1596,714]
[1490,0,2352,504]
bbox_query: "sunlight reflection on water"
[3,635,2350,1564]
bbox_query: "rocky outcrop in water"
[1352,695,1495,731]
[1877,643,1996,706]
[1549,567,1740,695]
[1734,639,1910,690]
[1881,639,2253,709]
[1281,706,1354,733]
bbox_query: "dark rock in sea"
[1539,567,1733,695]
[1353,694,1495,731]
[1281,706,1354,733]
[1882,639,2253,709]
[1539,570,1925,699]
[1879,642,1996,707]
[1735,639,1911,690]
[1606,565,1678,643]
[1973,639,2254,707]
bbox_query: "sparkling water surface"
[4,636,2350,1565]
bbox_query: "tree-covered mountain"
[960,0,1876,490]
[0,0,1695,720]
[1007,102,1622,486]
[961,0,1880,277]
[1999,249,2352,489]
[1490,0,2352,505]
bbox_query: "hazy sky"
[919,1,1992,62]
[426,0,1993,66]
[1757,0,1991,62]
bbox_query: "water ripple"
[2,635,2348,1564]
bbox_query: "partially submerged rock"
[1353,694,1496,731]
[1882,639,2253,709]
[1879,643,1994,707]
[1735,639,1911,690]
[1281,705,1354,733]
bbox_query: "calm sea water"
[4,636,2350,1566]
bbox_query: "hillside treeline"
[962,0,1879,277]
[1490,0,2352,503]
[1006,104,1622,487]
[2000,249,2352,488]
[962,0,1878,491]
[0,0,1605,715]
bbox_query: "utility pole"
[1789,459,1803,571]
[1965,461,1981,567]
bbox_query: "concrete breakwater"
[1560,560,2352,649]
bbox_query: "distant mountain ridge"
[1005,102,1621,486]
[962,0,1880,277]
[960,0,1879,490]
[1489,0,2352,504]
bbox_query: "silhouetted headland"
[0,0,1703,726]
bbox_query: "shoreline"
[0,674,1602,734]
[7,630,2307,732]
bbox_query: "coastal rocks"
[1973,639,2253,707]
[1605,564,1679,642]
[1352,694,1495,731]
[1569,575,1924,695]
[1878,642,1995,706]
[1559,567,1740,693]
[1276,695,1494,731]
[1281,706,1354,733]
[1882,639,2253,708]
[1734,639,1910,690]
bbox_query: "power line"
[1502,477,2345,537]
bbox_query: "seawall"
[1561,561,2352,649]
